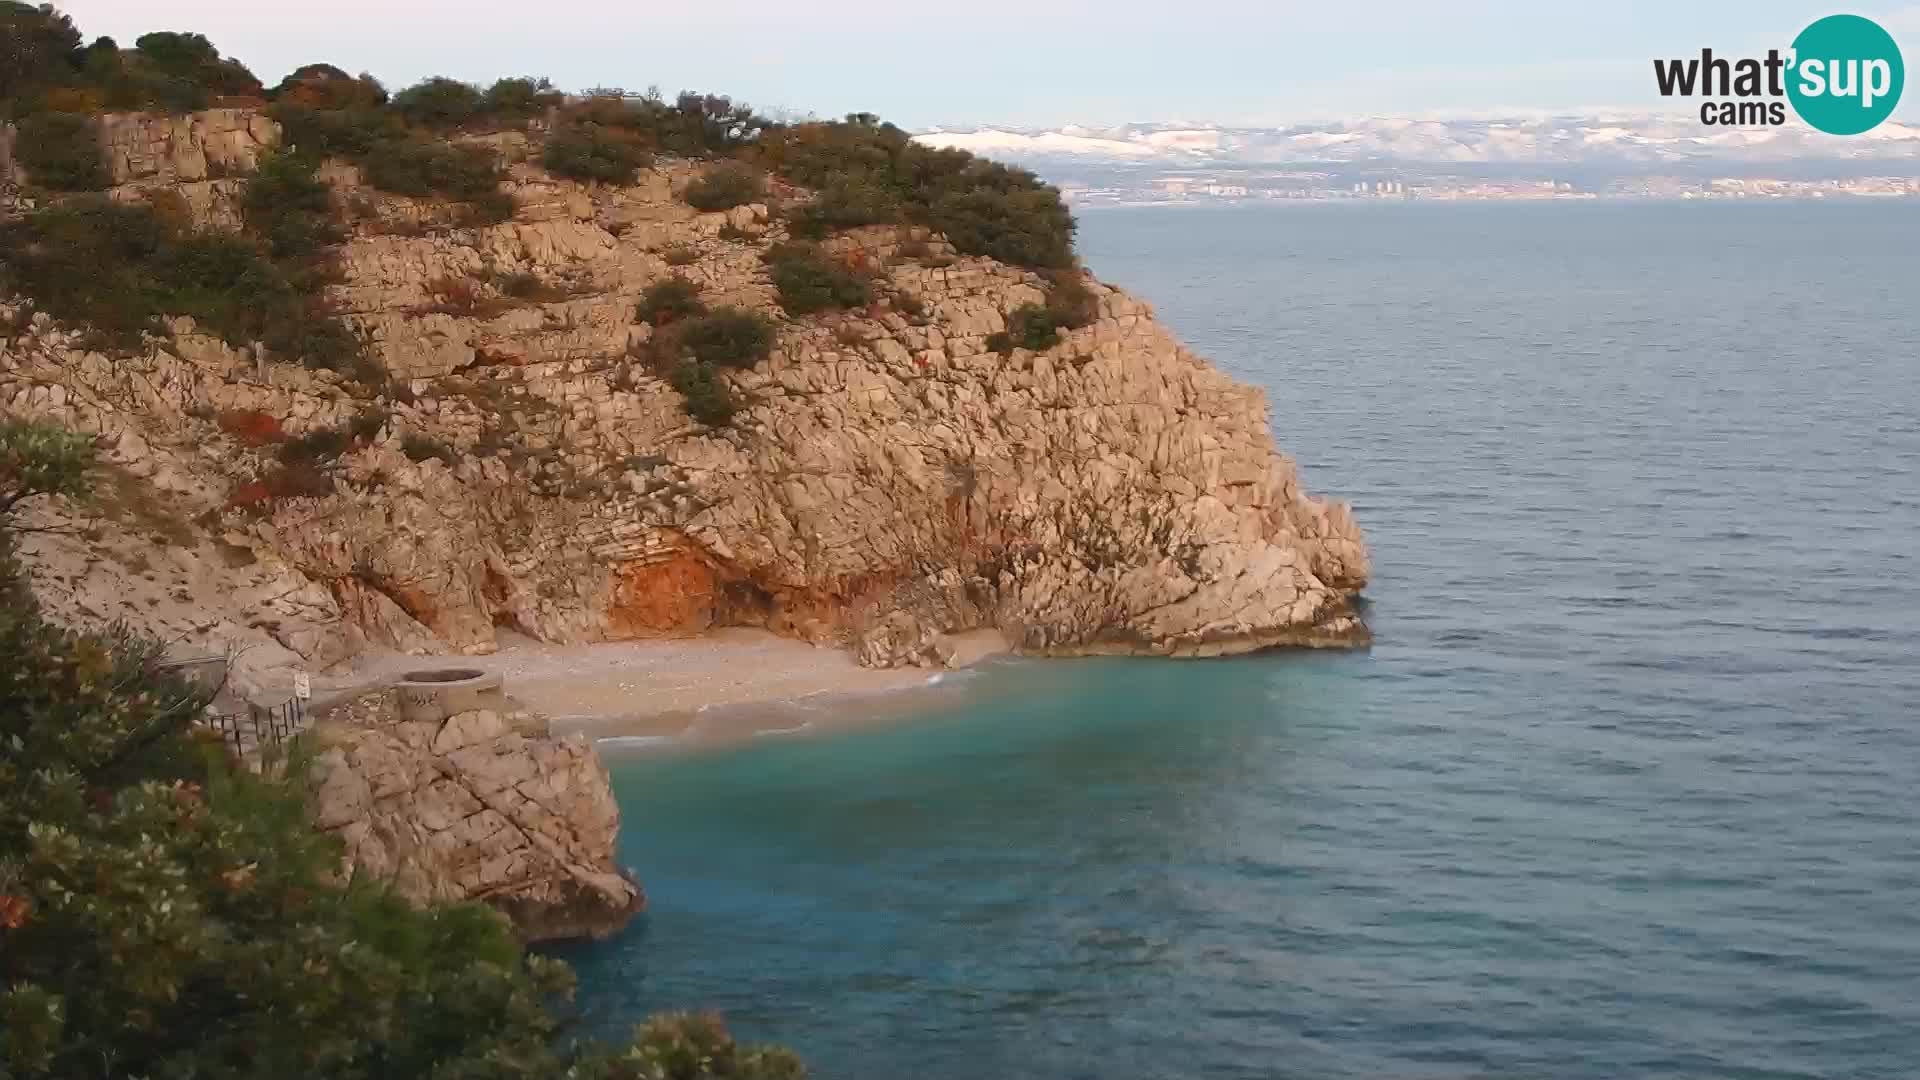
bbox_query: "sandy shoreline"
[328,628,1010,745]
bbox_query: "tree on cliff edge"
[0,415,803,1079]
[0,2,82,105]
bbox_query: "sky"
[59,1,1920,129]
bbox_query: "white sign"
[293,672,311,701]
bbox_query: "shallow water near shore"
[556,201,1920,1079]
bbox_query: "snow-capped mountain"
[915,116,1920,166]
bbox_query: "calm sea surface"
[559,201,1920,1079]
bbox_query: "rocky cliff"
[308,696,643,942]
[1,108,1369,685]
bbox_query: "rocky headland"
[308,692,642,941]
[1,101,1368,939]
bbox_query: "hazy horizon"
[57,0,1920,129]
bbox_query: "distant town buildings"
[1057,172,1919,206]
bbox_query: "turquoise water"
[559,202,1920,1079]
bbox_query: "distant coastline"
[1059,177,1919,209]
[914,116,1920,208]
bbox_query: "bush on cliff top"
[682,161,764,212]
[269,100,509,220]
[0,2,84,108]
[544,121,652,185]
[755,115,1077,268]
[482,76,562,121]
[0,9,262,117]
[393,74,562,130]
[785,176,902,240]
[7,4,1076,267]
[269,63,388,109]
[125,31,262,102]
[0,418,804,1078]
[560,90,770,157]
[392,74,483,127]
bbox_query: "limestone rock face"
[0,107,1370,676]
[98,108,279,186]
[309,707,644,942]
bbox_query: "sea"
[553,200,1920,1080]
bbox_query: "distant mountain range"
[914,116,1920,167]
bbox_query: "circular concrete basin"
[395,668,505,724]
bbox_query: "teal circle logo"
[1787,14,1905,135]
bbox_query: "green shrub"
[765,242,872,315]
[551,91,770,159]
[483,76,560,121]
[542,122,650,184]
[1043,268,1099,329]
[14,111,105,191]
[270,63,388,109]
[392,75,482,127]
[786,177,900,239]
[270,100,502,214]
[926,180,1076,269]
[463,186,517,225]
[242,151,341,258]
[636,276,706,326]
[132,31,260,98]
[756,116,1076,268]
[361,138,500,201]
[661,244,699,266]
[595,1013,806,1079]
[0,418,96,513]
[401,432,457,465]
[0,198,361,372]
[0,198,171,344]
[682,161,763,212]
[1,16,258,116]
[268,102,404,158]
[0,2,83,106]
[669,361,737,426]
[347,407,388,441]
[680,307,774,369]
[24,29,262,115]
[991,303,1060,353]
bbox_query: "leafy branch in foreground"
[0,418,808,1078]
[0,418,94,516]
